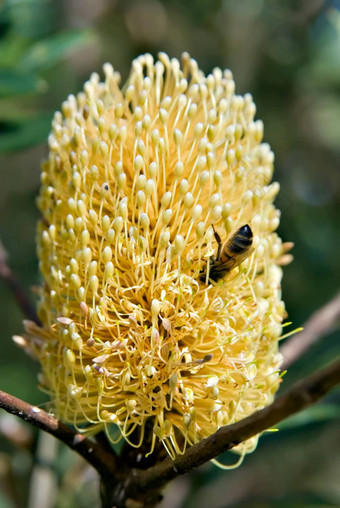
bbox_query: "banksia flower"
[22,52,290,459]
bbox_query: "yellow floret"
[27,52,287,459]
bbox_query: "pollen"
[24,52,289,459]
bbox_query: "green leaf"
[0,112,52,153]
[0,35,30,68]
[19,29,94,72]
[0,69,45,98]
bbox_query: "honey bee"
[200,224,254,282]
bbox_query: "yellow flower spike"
[22,52,291,460]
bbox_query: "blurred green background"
[0,0,339,507]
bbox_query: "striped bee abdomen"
[223,225,253,257]
[200,224,254,283]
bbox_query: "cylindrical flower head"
[27,53,290,458]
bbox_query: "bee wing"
[219,247,254,271]
[214,257,238,272]
[231,247,254,268]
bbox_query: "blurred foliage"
[0,0,94,153]
[0,0,339,507]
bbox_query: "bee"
[200,224,254,282]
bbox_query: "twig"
[123,358,340,497]
[281,291,340,370]
[1,235,340,507]
[0,390,117,479]
[0,240,40,324]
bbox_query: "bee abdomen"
[226,224,253,254]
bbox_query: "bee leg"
[211,225,222,261]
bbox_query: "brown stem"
[1,356,339,507]
[0,240,40,324]
[281,291,340,369]
[122,358,340,498]
[0,390,117,479]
